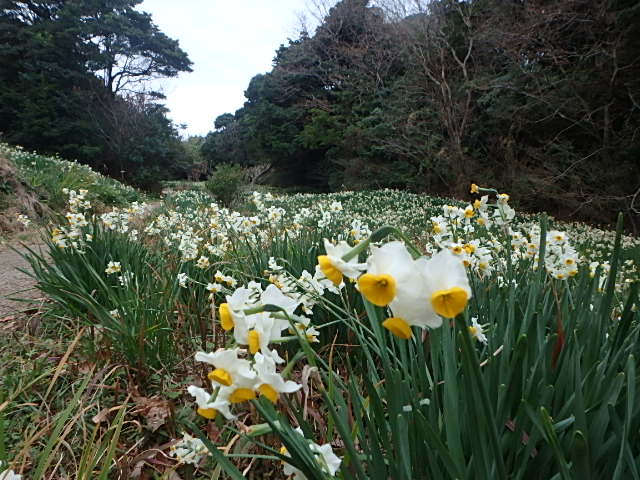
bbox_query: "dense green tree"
[0,0,192,188]
[75,0,192,95]
[214,113,235,130]
[201,112,254,168]
[201,0,639,229]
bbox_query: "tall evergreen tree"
[0,0,192,187]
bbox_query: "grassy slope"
[0,143,143,235]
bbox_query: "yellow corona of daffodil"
[431,287,469,318]
[470,183,480,194]
[209,368,232,386]
[358,273,397,306]
[382,317,413,339]
[219,303,234,330]
[259,384,280,403]
[198,407,217,419]
[187,386,220,420]
[229,388,257,404]
[248,330,260,354]
[317,255,343,286]
[254,352,301,404]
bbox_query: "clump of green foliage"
[205,163,246,206]
[23,225,178,375]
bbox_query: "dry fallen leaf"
[132,396,172,432]
[145,404,171,432]
[92,407,111,424]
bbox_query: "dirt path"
[0,242,47,317]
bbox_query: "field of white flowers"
[2,181,640,479]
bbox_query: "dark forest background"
[2,0,639,228]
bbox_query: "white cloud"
[139,0,330,136]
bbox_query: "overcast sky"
[139,0,334,137]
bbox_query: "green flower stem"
[246,422,275,438]
[282,351,306,378]
[243,305,266,315]
[261,304,319,369]
[537,214,548,285]
[340,225,423,262]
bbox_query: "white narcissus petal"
[366,241,414,280]
[261,284,299,314]
[390,284,441,330]
[187,385,211,408]
[194,348,256,381]
[254,352,302,394]
[323,239,366,278]
[208,387,235,420]
[421,250,472,299]
[311,443,342,476]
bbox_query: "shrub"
[205,163,245,206]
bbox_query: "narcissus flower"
[105,261,121,275]
[187,385,226,420]
[382,257,440,338]
[493,202,515,225]
[218,286,254,332]
[470,183,480,194]
[194,348,255,387]
[358,242,414,307]
[195,255,210,269]
[253,352,301,403]
[229,284,300,358]
[317,239,365,286]
[422,250,472,319]
[359,246,472,339]
[464,205,475,218]
[226,383,258,404]
[241,313,288,358]
[469,317,487,344]
[261,283,300,315]
[200,372,260,414]
[281,428,342,479]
